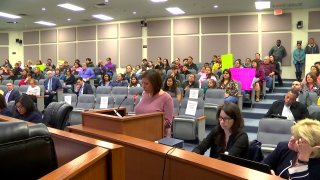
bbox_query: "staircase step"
[265,93,285,100]
[242,108,268,119]
[274,87,289,93]
[243,118,260,133]
[253,99,275,109]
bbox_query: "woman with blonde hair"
[263,119,320,179]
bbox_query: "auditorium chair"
[0,122,58,179]
[69,94,95,125]
[43,101,73,130]
[95,95,114,109]
[173,98,206,141]
[204,89,225,126]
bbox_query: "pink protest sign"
[230,68,256,90]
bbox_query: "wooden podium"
[81,107,164,141]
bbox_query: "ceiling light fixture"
[166,7,185,15]
[150,0,167,3]
[92,14,114,21]
[213,5,218,8]
[42,8,46,11]
[34,21,56,26]
[57,3,85,11]
[67,18,71,21]
[255,1,270,10]
[0,12,21,19]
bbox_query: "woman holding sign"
[192,102,248,159]
[218,69,239,103]
[252,59,265,102]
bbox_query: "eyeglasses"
[219,116,232,122]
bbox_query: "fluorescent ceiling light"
[166,7,185,15]
[34,21,56,26]
[255,1,270,10]
[92,14,114,21]
[57,3,85,11]
[0,12,21,19]
[150,0,167,3]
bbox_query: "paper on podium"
[185,100,198,116]
[189,89,199,99]
[64,95,72,105]
[100,96,109,108]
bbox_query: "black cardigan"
[192,127,249,159]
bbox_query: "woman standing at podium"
[192,102,248,159]
[135,69,174,137]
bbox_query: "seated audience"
[44,71,62,106]
[263,119,320,179]
[302,65,320,83]
[129,76,141,87]
[193,102,249,159]
[13,62,22,76]
[72,62,83,75]
[301,73,320,95]
[270,55,283,86]
[86,58,94,67]
[4,82,20,103]
[6,70,17,81]
[218,69,239,103]
[124,65,136,83]
[109,73,128,87]
[63,68,75,93]
[75,77,93,96]
[186,56,198,73]
[99,74,111,87]
[265,89,309,121]
[0,94,13,117]
[32,67,45,80]
[54,68,65,80]
[260,56,275,91]
[104,57,116,75]
[182,73,199,93]
[203,79,218,95]
[26,78,40,103]
[243,58,252,68]
[252,59,265,102]
[234,59,243,68]
[162,58,171,74]
[18,73,32,86]
[180,64,191,80]
[14,94,43,123]
[163,76,182,102]
[35,60,45,72]
[2,59,12,69]
[78,63,95,82]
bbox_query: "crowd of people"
[0,37,320,179]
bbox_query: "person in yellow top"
[211,55,222,77]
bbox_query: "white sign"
[64,95,72,105]
[185,100,198,116]
[189,89,199,99]
[100,96,109,109]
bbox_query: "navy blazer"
[44,77,62,92]
[4,89,21,102]
[14,110,43,123]
[75,83,93,96]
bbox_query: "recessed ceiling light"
[67,18,71,21]
[34,21,56,26]
[150,0,167,3]
[57,3,85,11]
[42,8,46,11]
[132,11,137,15]
[166,7,185,15]
[0,12,21,19]
[255,1,270,10]
[92,14,114,21]
[213,5,218,8]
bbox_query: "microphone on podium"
[114,96,127,117]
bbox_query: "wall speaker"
[16,38,20,43]
[19,40,23,44]
[140,20,147,27]
[297,21,303,29]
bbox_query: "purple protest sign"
[230,68,256,90]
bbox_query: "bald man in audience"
[292,80,318,107]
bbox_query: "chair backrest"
[257,118,294,146]
[308,105,320,115]
[19,85,29,94]
[184,88,204,100]
[43,102,73,130]
[14,79,20,85]
[38,79,45,85]
[114,95,134,112]
[39,85,45,96]
[0,84,6,93]
[200,80,208,89]
[0,122,58,179]
[76,94,95,109]
[96,86,112,95]
[63,93,77,107]
[173,97,180,116]
[179,98,205,117]
[204,89,225,105]
[2,79,13,85]
[111,86,128,96]
[128,86,143,96]
[2,75,9,80]
[95,95,114,109]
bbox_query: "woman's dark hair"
[252,59,260,70]
[163,76,177,94]
[215,102,244,149]
[15,94,37,115]
[74,62,81,67]
[130,76,139,86]
[0,94,7,109]
[66,68,72,74]
[222,69,232,80]
[102,73,111,83]
[142,69,162,96]
[306,72,317,86]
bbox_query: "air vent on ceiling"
[17,13,27,16]
[272,2,303,9]
[96,0,109,8]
